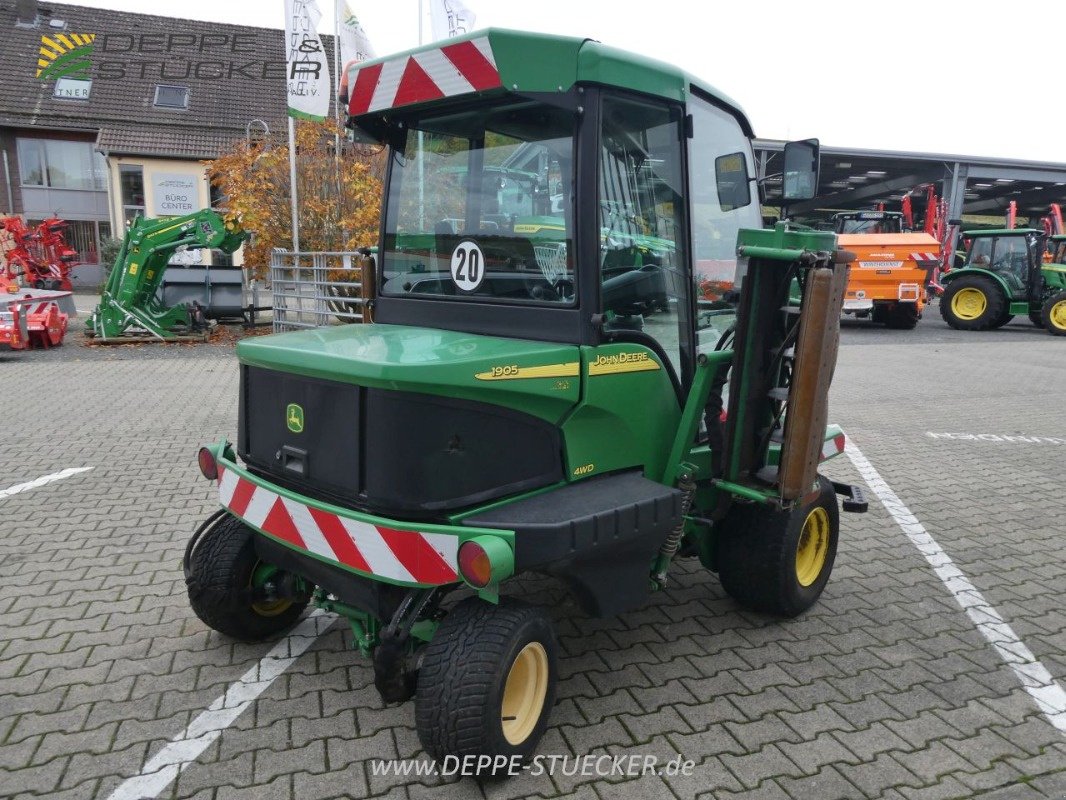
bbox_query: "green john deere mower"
[940,229,1066,335]
[184,29,866,770]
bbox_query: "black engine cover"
[238,366,563,517]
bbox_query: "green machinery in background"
[87,210,245,342]
[940,229,1066,335]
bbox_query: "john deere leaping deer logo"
[286,403,304,433]
[36,32,96,81]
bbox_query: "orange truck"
[833,210,941,329]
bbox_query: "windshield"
[837,214,903,234]
[381,100,575,305]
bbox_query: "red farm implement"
[0,293,69,351]
[1,216,79,291]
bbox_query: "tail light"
[197,447,219,480]
[457,536,514,589]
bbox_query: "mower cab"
[186,29,862,770]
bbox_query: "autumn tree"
[207,119,383,277]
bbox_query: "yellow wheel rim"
[250,563,293,617]
[1050,300,1066,330]
[951,288,987,321]
[795,507,830,587]
[501,642,549,745]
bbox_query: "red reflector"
[458,541,492,588]
[197,447,218,481]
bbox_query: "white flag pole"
[417,0,425,231]
[288,116,300,252]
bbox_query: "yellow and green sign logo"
[286,403,304,433]
[36,32,96,81]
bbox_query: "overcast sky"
[70,0,1066,164]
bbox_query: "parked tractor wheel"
[1029,310,1045,328]
[415,598,557,770]
[885,302,919,329]
[940,276,1006,331]
[717,477,839,618]
[990,308,1014,329]
[185,514,310,640]
[1041,290,1066,336]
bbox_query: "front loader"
[184,29,866,773]
[87,209,245,342]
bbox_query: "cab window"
[687,95,761,352]
[599,95,689,377]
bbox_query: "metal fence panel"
[269,250,364,332]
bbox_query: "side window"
[687,96,761,352]
[599,96,688,377]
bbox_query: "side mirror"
[715,152,752,211]
[782,138,820,201]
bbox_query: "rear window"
[381,100,576,306]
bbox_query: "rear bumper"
[206,443,512,588]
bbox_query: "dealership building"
[0,0,335,281]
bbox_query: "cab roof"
[964,228,1042,237]
[343,28,753,136]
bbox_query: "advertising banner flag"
[338,1,376,66]
[430,0,477,42]
[284,0,331,120]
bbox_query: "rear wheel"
[415,598,557,771]
[885,302,919,329]
[1041,291,1066,336]
[185,514,309,640]
[940,276,1006,331]
[717,477,839,617]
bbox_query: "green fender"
[1042,264,1066,292]
[941,267,1013,301]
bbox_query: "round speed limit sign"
[450,240,485,292]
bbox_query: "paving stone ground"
[1,301,1064,800]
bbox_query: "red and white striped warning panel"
[217,467,460,586]
[820,431,846,462]
[910,252,939,263]
[348,37,500,116]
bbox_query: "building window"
[120,165,145,227]
[16,139,106,190]
[154,85,189,109]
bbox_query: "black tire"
[415,598,557,770]
[990,308,1014,329]
[717,477,839,618]
[185,514,309,640]
[885,302,919,330]
[870,303,888,325]
[939,276,1007,331]
[1029,310,1045,329]
[1041,290,1066,336]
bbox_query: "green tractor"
[939,228,1066,334]
[184,29,866,771]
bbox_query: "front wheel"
[1041,290,1066,335]
[185,513,310,640]
[940,276,1007,331]
[717,477,839,617]
[415,598,557,770]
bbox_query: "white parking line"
[0,467,93,500]
[845,440,1066,734]
[106,610,333,800]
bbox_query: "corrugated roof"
[0,1,337,158]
